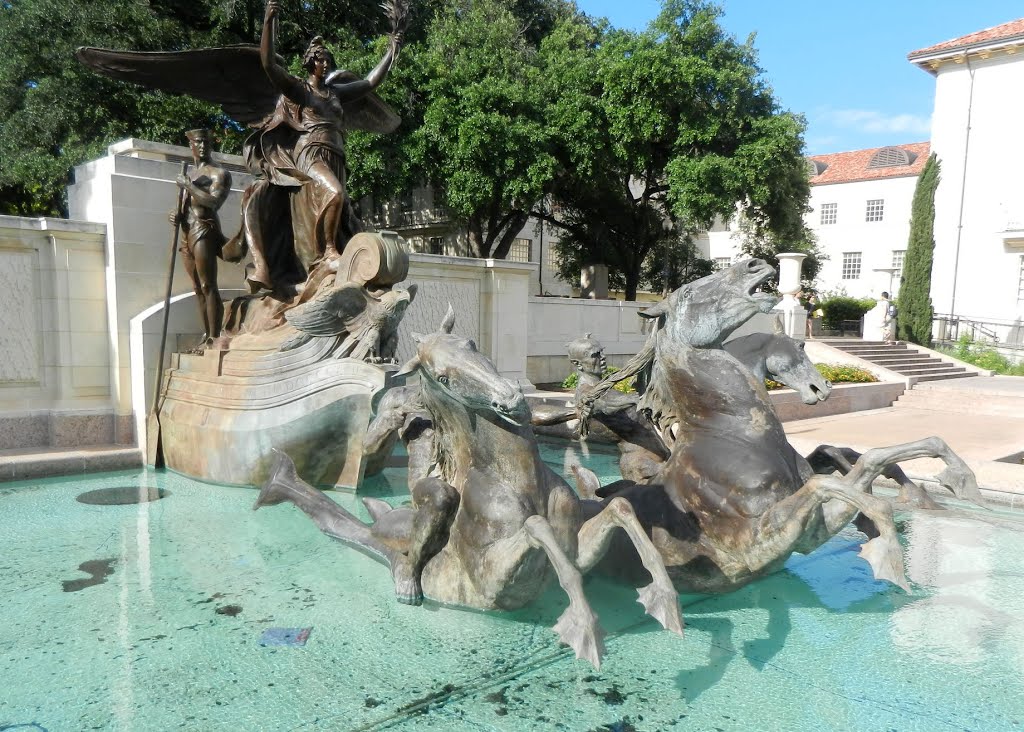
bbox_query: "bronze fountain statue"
[73,0,988,670]
[76,0,418,488]
[78,0,407,299]
[171,128,232,346]
[256,307,685,669]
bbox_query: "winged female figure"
[76,0,409,294]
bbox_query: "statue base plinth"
[157,336,393,489]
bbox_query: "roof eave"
[908,36,1024,74]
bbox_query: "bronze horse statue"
[583,259,983,594]
[254,308,683,668]
[536,329,833,486]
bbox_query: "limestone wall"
[525,297,650,385]
[0,216,130,447]
[67,138,253,429]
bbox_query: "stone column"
[772,252,807,340]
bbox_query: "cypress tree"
[897,154,941,345]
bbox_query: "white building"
[699,143,928,300]
[908,18,1024,341]
[700,16,1024,350]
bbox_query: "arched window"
[806,159,827,177]
[868,147,916,169]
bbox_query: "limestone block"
[0,249,40,383]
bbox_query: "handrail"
[933,313,1024,351]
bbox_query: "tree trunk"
[624,269,640,302]
[467,214,486,258]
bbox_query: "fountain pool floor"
[2,440,1024,731]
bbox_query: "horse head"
[763,336,832,405]
[641,259,778,347]
[396,306,529,426]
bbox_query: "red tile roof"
[808,142,930,186]
[908,18,1024,59]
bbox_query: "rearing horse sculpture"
[585,259,983,594]
[254,308,683,668]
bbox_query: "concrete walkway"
[783,376,1024,504]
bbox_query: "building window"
[508,238,532,263]
[842,252,862,280]
[1018,255,1024,303]
[820,202,837,225]
[714,257,732,271]
[868,146,915,169]
[891,249,906,281]
[865,199,884,222]
[545,244,560,272]
[428,237,444,255]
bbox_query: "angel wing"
[75,45,279,126]
[76,46,401,133]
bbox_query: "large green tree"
[540,0,810,299]
[0,0,437,216]
[898,153,940,345]
[401,0,558,259]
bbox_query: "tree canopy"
[537,0,811,298]
[2,0,812,301]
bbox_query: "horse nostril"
[825,380,833,388]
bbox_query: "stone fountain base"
[157,335,394,489]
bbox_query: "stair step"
[870,358,941,366]
[895,394,1024,417]
[839,348,910,356]
[895,366,966,376]
[817,339,886,346]
[911,371,975,383]
[887,362,960,370]
[0,446,143,483]
[840,352,913,360]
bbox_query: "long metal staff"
[146,160,190,467]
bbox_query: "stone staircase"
[816,339,973,383]
[892,379,1024,418]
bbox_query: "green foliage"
[561,367,635,393]
[412,0,557,258]
[543,0,810,300]
[898,154,940,345]
[941,335,1024,376]
[819,296,875,330]
[765,363,877,390]
[0,0,444,216]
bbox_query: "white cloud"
[818,108,932,136]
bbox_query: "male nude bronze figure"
[170,128,231,344]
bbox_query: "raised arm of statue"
[329,0,408,102]
[260,0,305,103]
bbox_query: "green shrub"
[562,367,635,393]
[765,362,877,390]
[941,335,1024,376]
[819,296,876,330]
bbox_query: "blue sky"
[576,0,1023,155]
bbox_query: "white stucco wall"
[808,176,919,298]
[928,52,1024,324]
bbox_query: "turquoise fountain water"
[2,440,1023,731]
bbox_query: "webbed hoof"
[637,582,684,636]
[936,466,988,508]
[552,605,606,670]
[858,535,910,592]
[392,561,423,606]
